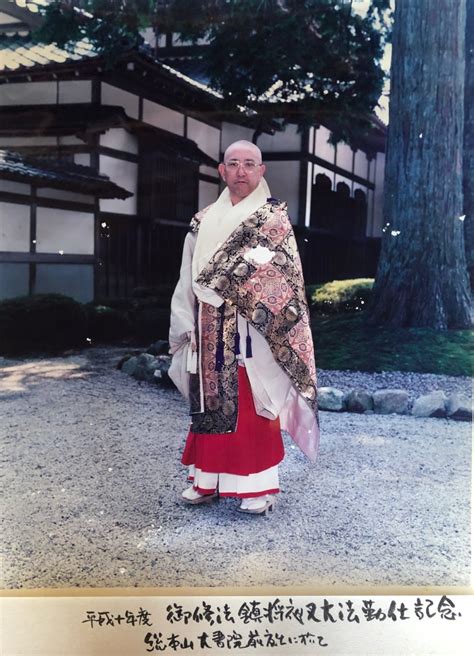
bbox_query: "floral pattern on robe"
[190,198,318,435]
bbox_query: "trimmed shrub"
[87,305,132,342]
[0,293,88,355]
[131,284,176,307]
[134,307,171,341]
[93,297,133,312]
[307,278,374,314]
[129,285,175,342]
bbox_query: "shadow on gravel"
[0,360,93,398]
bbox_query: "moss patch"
[313,311,472,376]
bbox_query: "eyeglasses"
[224,160,262,171]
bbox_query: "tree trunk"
[366,0,471,329]
[464,0,474,286]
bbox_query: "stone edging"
[318,387,471,422]
[118,343,472,423]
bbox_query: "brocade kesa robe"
[169,198,319,462]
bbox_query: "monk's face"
[218,144,266,204]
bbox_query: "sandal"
[237,495,276,515]
[181,486,218,505]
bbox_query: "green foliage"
[0,291,169,353]
[307,278,374,313]
[312,311,473,376]
[86,304,132,341]
[35,0,155,64]
[134,307,170,341]
[131,284,176,306]
[0,293,88,355]
[198,0,389,140]
[34,0,392,142]
[129,285,174,341]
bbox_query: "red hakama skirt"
[181,366,284,477]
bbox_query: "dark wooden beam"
[0,252,95,264]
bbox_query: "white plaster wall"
[315,125,335,164]
[58,80,92,103]
[369,157,377,183]
[258,124,302,153]
[221,123,254,151]
[0,202,30,251]
[0,81,57,106]
[354,149,368,179]
[141,27,158,48]
[200,164,219,177]
[199,180,219,209]
[74,153,91,167]
[99,155,137,214]
[0,264,29,300]
[36,207,94,255]
[0,180,30,195]
[304,160,313,227]
[372,152,385,237]
[263,160,299,222]
[143,100,184,136]
[336,142,354,174]
[308,126,316,155]
[100,128,138,154]
[187,117,220,160]
[35,263,94,303]
[37,188,95,204]
[58,136,84,145]
[367,158,373,184]
[102,83,139,119]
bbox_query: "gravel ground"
[0,346,471,590]
[317,368,471,401]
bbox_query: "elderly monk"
[168,140,319,515]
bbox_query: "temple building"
[0,0,386,303]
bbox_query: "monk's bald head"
[218,140,266,205]
[223,140,263,164]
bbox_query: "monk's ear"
[218,163,226,181]
[260,164,266,176]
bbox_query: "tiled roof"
[0,1,54,34]
[9,0,51,12]
[0,103,129,137]
[0,33,96,72]
[158,56,212,90]
[0,149,133,198]
[0,33,222,108]
[144,51,222,99]
[126,118,218,167]
[0,103,218,166]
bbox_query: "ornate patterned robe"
[169,198,320,462]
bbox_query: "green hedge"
[133,306,170,341]
[132,284,176,306]
[307,278,374,314]
[86,304,132,342]
[0,291,172,355]
[0,293,88,355]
